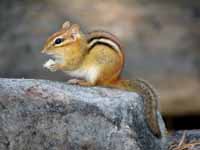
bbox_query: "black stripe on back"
[88,39,117,51]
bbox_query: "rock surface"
[0,78,166,150]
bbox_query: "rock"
[0,78,166,150]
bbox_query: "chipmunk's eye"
[54,38,64,45]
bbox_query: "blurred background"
[0,0,200,131]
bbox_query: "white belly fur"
[64,66,99,83]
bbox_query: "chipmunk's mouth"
[44,52,64,63]
[43,52,64,69]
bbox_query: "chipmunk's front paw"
[67,79,94,86]
[43,59,58,72]
[67,79,81,85]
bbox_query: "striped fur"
[87,31,122,54]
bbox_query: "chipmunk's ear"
[62,21,71,29]
[70,24,80,40]
[70,24,80,34]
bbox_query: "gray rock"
[0,78,166,150]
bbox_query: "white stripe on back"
[88,38,121,53]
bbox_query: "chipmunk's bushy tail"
[106,79,161,137]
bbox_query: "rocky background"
[0,0,200,130]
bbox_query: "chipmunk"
[41,21,162,137]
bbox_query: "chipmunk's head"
[42,21,88,70]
